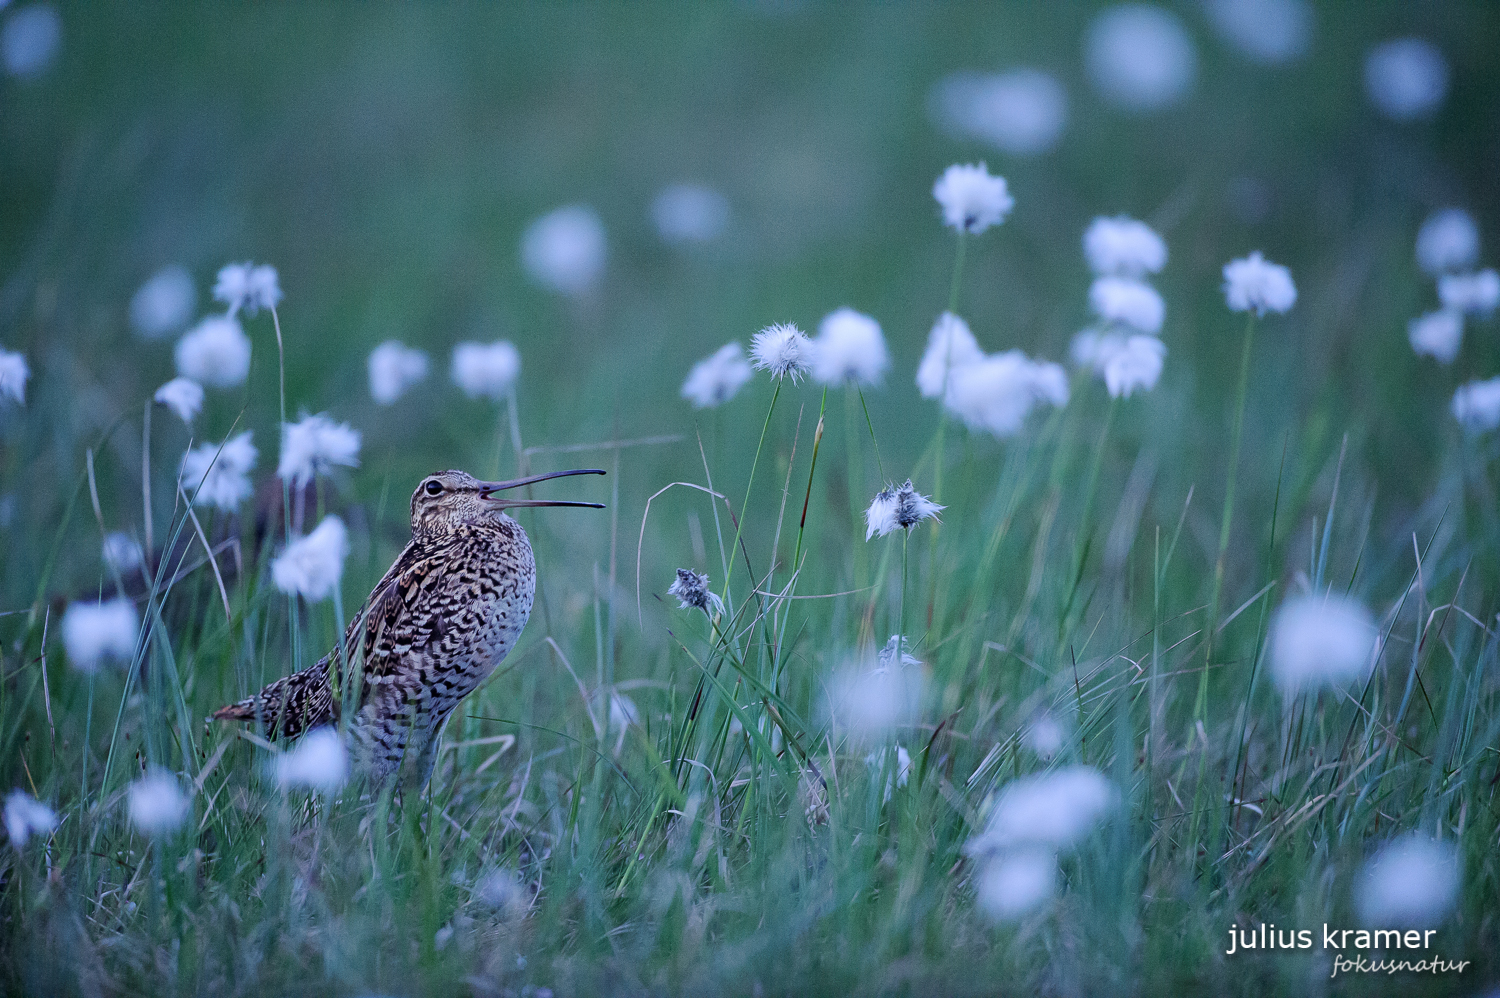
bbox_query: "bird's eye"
[424,481,443,496]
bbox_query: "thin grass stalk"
[271,307,302,681]
[932,230,967,507]
[718,380,782,611]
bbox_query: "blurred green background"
[2,0,1498,629]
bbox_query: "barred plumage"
[212,468,603,788]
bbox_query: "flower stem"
[271,306,301,678]
[934,232,966,507]
[719,380,782,610]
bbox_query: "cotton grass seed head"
[1022,712,1065,759]
[1437,269,1500,317]
[681,342,753,409]
[1204,0,1312,65]
[1451,377,1500,434]
[521,204,606,296]
[474,868,527,914]
[62,598,138,673]
[4,790,57,847]
[127,768,189,837]
[275,727,349,794]
[278,413,361,486]
[965,765,1117,854]
[864,482,943,539]
[1355,835,1461,928]
[1268,593,1378,695]
[1085,4,1197,113]
[750,322,813,382]
[932,163,1014,235]
[153,377,203,424]
[1090,276,1165,334]
[175,315,251,388]
[824,653,925,746]
[102,532,144,574]
[651,183,729,245]
[929,69,1068,157]
[368,340,429,405]
[878,634,922,670]
[179,431,258,511]
[1365,38,1448,123]
[129,264,196,339]
[213,261,281,317]
[1222,251,1297,316]
[811,307,888,387]
[1103,334,1166,398]
[1083,216,1167,277]
[272,516,349,602]
[975,847,1058,922]
[916,312,984,401]
[1416,209,1480,276]
[945,351,1067,439]
[1408,310,1464,364]
[667,568,724,616]
[2,4,62,80]
[0,350,29,404]
[452,340,521,400]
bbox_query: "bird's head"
[410,468,605,534]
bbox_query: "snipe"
[212,468,604,787]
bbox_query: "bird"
[211,468,604,788]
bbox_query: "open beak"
[478,468,606,509]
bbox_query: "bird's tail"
[210,658,337,739]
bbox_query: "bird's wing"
[354,535,461,682]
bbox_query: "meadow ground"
[2,4,1499,996]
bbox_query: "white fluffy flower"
[864,480,943,540]
[1,4,61,80]
[651,183,729,245]
[1071,329,1121,372]
[1416,209,1480,276]
[179,431,258,511]
[102,532,144,574]
[750,322,813,382]
[824,654,925,744]
[1365,38,1448,122]
[1085,5,1197,112]
[865,744,913,802]
[929,69,1068,156]
[681,342,753,408]
[1355,836,1461,928]
[277,413,360,486]
[1022,713,1065,759]
[0,349,29,404]
[1451,377,1500,434]
[1084,216,1167,277]
[367,340,429,405]
[916,312,984,401]
[667,568,725,616]
[62,598,139,673]
[521,205,606,295]
[811,308,888,387]
[154,377,203,423]
[932,163,1014,235]
[452,340,520,400]
[1205,0,1313,64]
[4,790,57,847]
[174,315,251,388]
[975,847,1058,922]
[1268,593,1377,695]
[127,769,189,836]
[1090,276,1165,333]
[946,351,1065,438]
[1103,334,1166,398]
[213,261,281,317]
[275,727,349,794]
[1223,251,1297,315]
[474,868,526,913]
[1437,270,1500,317]
[129,265,196,339]
[271,516,349,602]
[1408,310,1463,364]
[966,766,1117,854]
